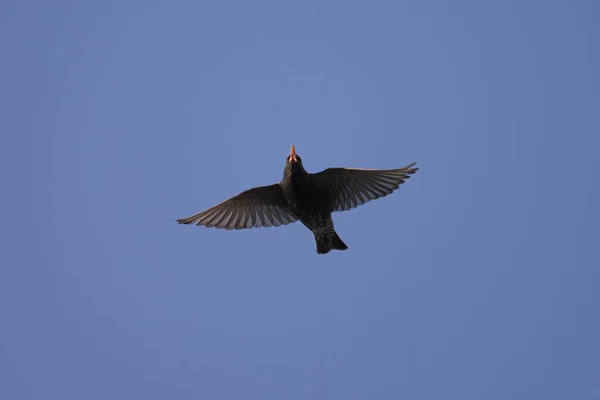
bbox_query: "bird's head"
[286,145,303,166]
[284,145,307,175]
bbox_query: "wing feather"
[176,184,298,229]
[312,162,419,212]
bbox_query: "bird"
[176,145,419,254]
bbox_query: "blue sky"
[1,1,599,399]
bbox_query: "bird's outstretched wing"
[312,162,419,212]
[176,184,298,229]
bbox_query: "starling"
[177,145,419,254]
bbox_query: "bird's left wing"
[312,162,419,212]
[176,184,298,229]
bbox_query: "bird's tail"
[315,231,348,254]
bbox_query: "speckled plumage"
[300,215,343,254]
[176,145,419,254]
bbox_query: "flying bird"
[177,145,419,254]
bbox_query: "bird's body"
[177,145,418,254]
[279,160,348,253]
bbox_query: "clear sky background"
[1,1,599,399]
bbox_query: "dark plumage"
[177,145,419,254]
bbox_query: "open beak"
[289,145,297,163]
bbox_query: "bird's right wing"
[312,162,419,212]
[176,184,298,230]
